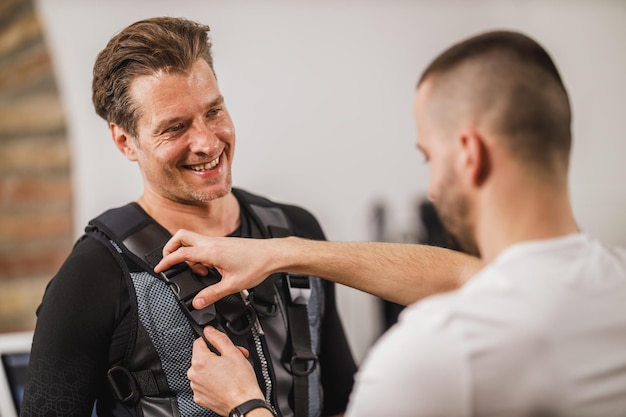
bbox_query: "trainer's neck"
[476,181,579,264]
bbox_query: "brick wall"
[0,0,73,332]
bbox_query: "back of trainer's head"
[418,30,572,176]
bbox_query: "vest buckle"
[286,274,311,305]
[107,365,139,404]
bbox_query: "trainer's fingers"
[189,263,209,276]
[154,251,183,273]
[154,253,178,273]
[154,247,208,273]
[161,229,188,256]
[161,229,203,257]
[193,281,235,309]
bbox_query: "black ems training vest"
[85,189,323,417]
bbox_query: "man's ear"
[110,123,138,162]
[459,129,490,186]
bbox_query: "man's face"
[119,59,236,205]
[414,80,479,256]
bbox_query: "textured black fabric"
[21,192,356,417]
[21,237,131,416]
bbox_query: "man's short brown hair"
[92,17,214,136]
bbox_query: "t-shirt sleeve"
[278,203,358,415]
[21,236,127,417]
[345,302,470,417]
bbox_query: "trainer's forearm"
[269,237,482,306]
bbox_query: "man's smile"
[186,154,221,171]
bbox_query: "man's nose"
[188,122,220,153]
[427,188,436,203]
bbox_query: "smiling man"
[21,17,356,417]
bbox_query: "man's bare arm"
[265,237,481,306]
[154,230,482,308]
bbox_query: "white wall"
[35,0,626,363]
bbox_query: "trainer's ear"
[459,129,490,187]
[110,123,138,161]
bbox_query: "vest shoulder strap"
[87,203,220,338]
[85,218,172,410]
[231,188,292,238]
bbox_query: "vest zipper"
[241,290,273,405]
[250,316,273,403]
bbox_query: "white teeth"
[189,156,220,171]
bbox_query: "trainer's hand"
[188,327,265,414]
[154,229,280,309]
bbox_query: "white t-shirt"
[346,234,626,417]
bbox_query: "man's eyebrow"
[208,95,225,107]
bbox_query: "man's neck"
[476,179,579,264]
[136,191,241,237]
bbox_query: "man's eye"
[207,108,222,117]
[166,124,184,133]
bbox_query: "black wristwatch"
[228,399,277,417]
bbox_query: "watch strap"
[229,399,276,417]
